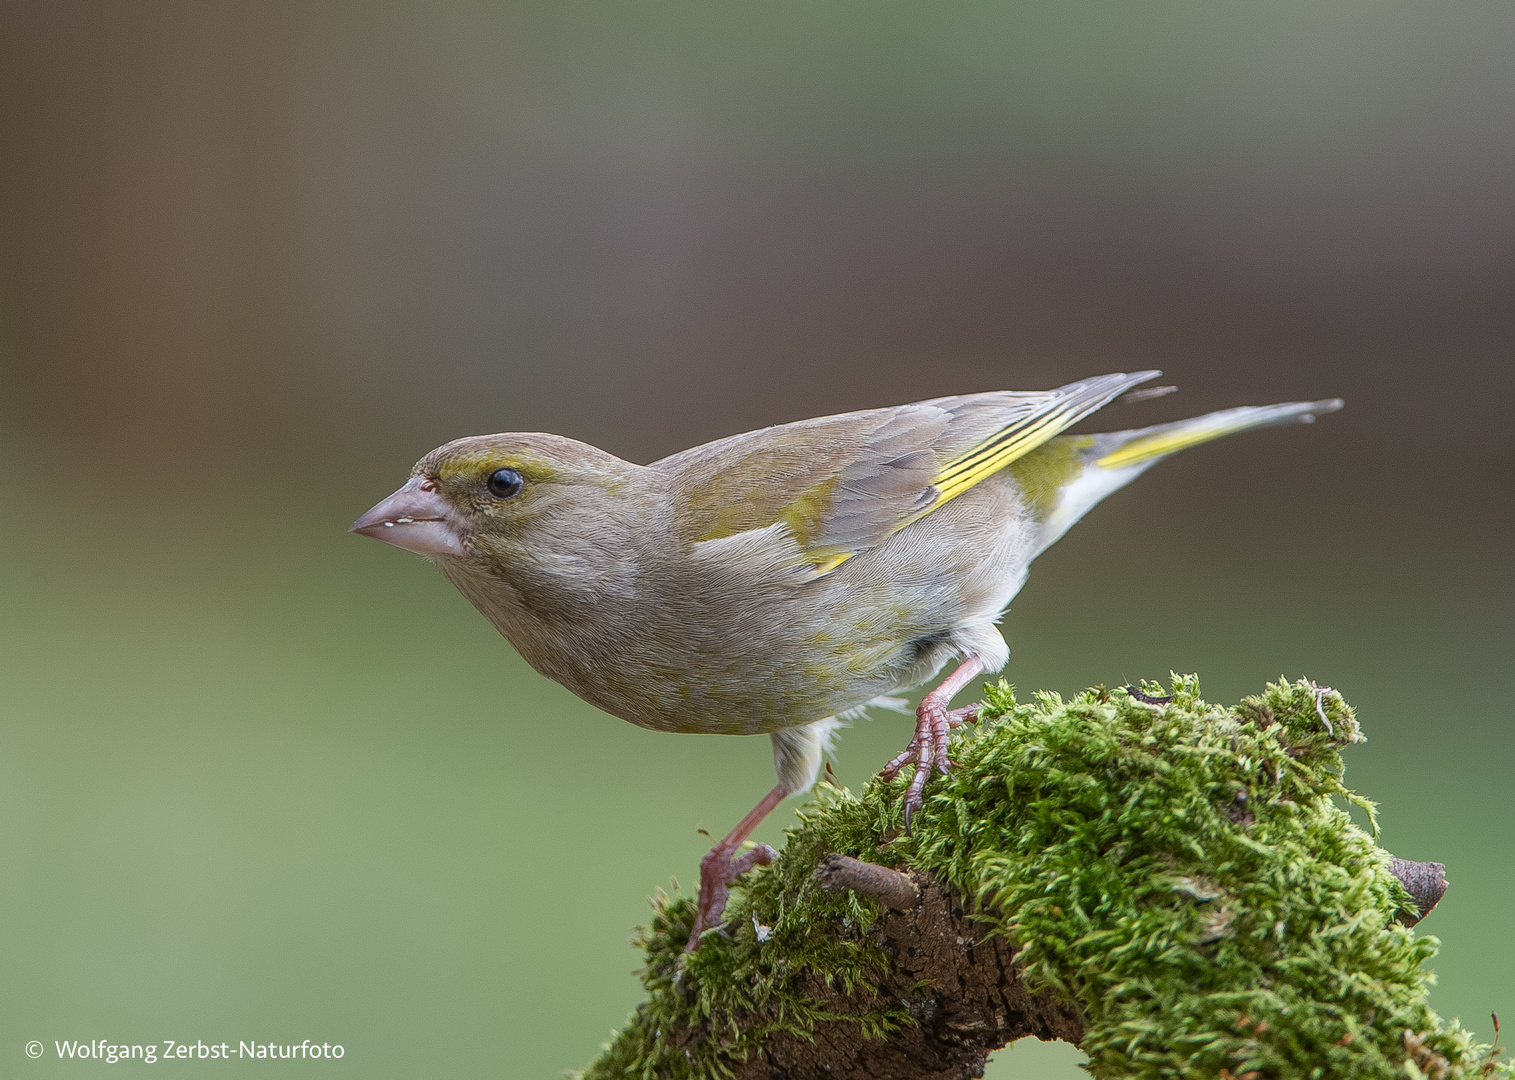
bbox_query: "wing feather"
[660,371,1159,572]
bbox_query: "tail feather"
[1032,397,1343,554]
[1094,399,1343,471]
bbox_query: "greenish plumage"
[352,371,1341,945]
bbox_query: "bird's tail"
[1032,397,1343,554]
[1092,399,1344,471]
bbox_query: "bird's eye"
[487,467,524,499]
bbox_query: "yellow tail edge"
[1095,399,1343,471]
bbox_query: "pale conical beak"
[350,477,465,556]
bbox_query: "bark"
[719,866,1081,1080]
[1390,858,1447,927]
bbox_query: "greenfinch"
[352,371,1340,948]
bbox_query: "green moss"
[578,677,1510,1080]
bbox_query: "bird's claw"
[884,703,978,833]
[685,842,777,952]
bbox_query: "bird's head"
[350,433,646,570]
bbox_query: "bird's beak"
[350,477,465,556]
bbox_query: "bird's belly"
[560,591,999,737]
[565,641,914,737]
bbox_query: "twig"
[815,854,920,910]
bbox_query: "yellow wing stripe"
[804,409,1069,576]
[1095,416,1251,470]
[807,381,1143,575]
[933,409,1071,502]
[812,551,853,574]
[871,396,1100,549]
[935,407,1061,480]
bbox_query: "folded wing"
[659,371,1160,573]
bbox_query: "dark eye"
[487,467,524,499]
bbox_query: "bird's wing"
[659,371,1158,574]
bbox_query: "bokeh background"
[1,3,1511,1076]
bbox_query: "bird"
[351,371,1341,949]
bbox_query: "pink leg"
[685,784,786,952]
[880,656,986,831]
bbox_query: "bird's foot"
[685,842,777,952]
[880,703,978,831]
[878,656,987,829]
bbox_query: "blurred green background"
[1,3,1511,1076]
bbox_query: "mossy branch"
[578,676,1509,1080]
